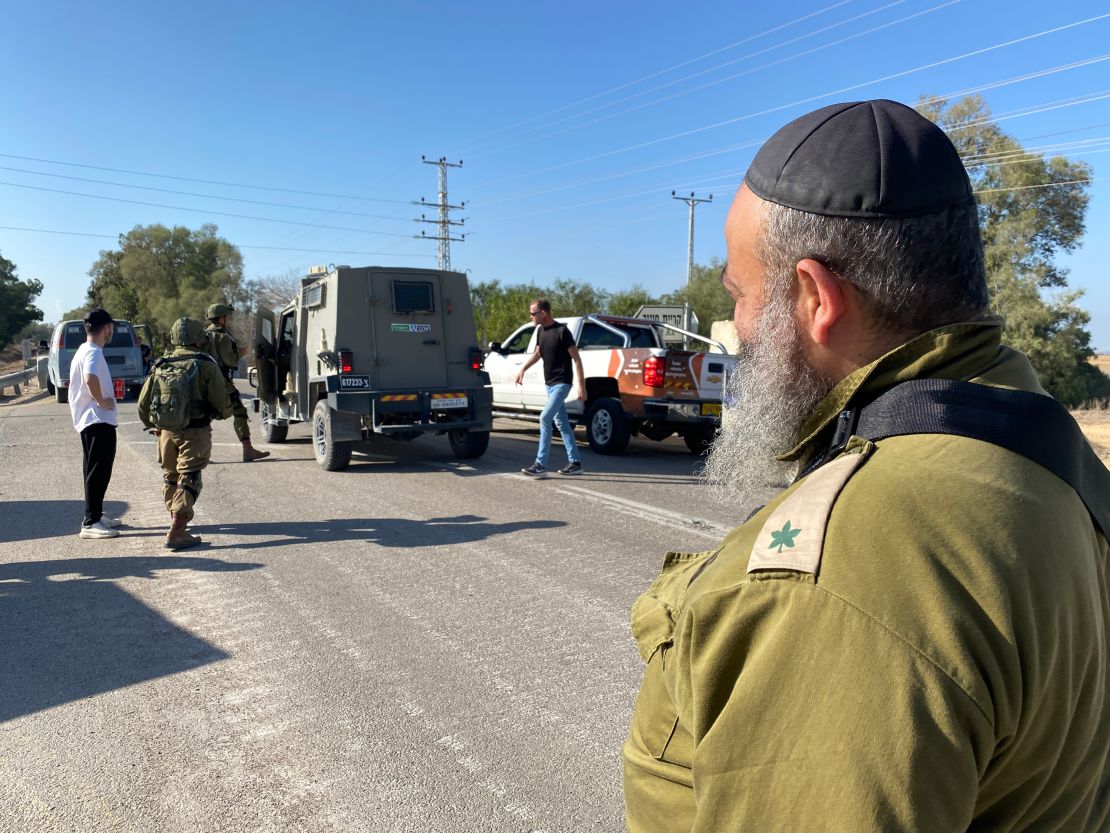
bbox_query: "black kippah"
[744,99,973,218]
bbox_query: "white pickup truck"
[483,314,737,455]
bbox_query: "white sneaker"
[101,516,123,528]
[79,520,120,539]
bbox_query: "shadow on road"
[0,500,131,543]
[199,514,566,550]
[0,555,261,723]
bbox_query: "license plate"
[339,375,371,390]
[701,403,722,417]
[432,395,468,409]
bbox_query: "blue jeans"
[537,383,579,467]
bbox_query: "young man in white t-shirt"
[69,308,121,539]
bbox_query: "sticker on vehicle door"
[701,403,722,417]
[339,375,371,390]
[392,323,432,333]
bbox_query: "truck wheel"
[586,398,630,455]
[684,430,715,455]
[55,384,68,404]
[313,399,352,471]
[47,378,56,396]
[259,401,288,443]
[448,429,490,459]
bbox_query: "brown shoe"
[242,441,271,462]
[164,512,203,550]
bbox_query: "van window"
[63,323,85,348]
[108,323,134,348]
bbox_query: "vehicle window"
[392,281,434,314]
[261,318,274,343]
[623,325,657,348]
[107,323,134,348]
[578,323,625,350]
[63,323,85,348]
[502,327,535,355]
[280,314,295,346]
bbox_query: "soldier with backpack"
[138,317,231,550]
[205,303,270,462]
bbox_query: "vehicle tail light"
[338,350,353,374]
[133,331,140,347]
[113,378,125,400]
[468,347,482,371]
[643,356,666,388]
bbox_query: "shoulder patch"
[748,451,867,576]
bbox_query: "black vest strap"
[820,379,1110,535]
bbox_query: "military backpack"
[148,356,202,431]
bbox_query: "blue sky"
[2,1,1108,347]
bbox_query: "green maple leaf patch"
[768,521,801,554]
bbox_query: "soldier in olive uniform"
[138,317,232,550]
[623,101,1109,832]
[205,303,270,462]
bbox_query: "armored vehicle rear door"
[369,272,448,389]
[252,308,279,403]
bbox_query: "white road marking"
[553,483,731,541]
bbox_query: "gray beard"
[703,296,833,506]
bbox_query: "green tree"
[921,95,1108,406]
[470,278,544,346]
[662,257,733,335]
[607,284,657,317]
[81,223,244,351]
[546,277,610,317]
[0,252,44,348]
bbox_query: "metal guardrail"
[0,367,34,395]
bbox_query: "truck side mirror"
[488,341,502,354]
[38,340,48,351]
[248,367,258,388]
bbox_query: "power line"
[0,225,432,257]
[466,11,1110,191]
[454,0,854,152]
[0,165,415,222]
[0,152,413,204]
[0,181,417,238]
[480,0,955,155]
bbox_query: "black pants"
[80,422,117,526]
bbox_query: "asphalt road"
[0,387,759,833]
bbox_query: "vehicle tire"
[684,429,715,455]
[47,378,56,396]
[259,400,288,443]
[313,399,352,471]
[448,428,490,459]
[55,384,68,404]
[586,398,630,455]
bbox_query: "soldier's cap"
[207,303,234,321]
[743,99,973,219]
[83,308,113,329]
[171,316,207,348]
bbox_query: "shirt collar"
[779,319,1030,463]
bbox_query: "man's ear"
[795,259,848,346]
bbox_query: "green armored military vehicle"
[251,265,493,471]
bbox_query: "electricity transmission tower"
[672,191,713,288]
[416,156,465,270]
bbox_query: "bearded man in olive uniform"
[622,100,1109,832]
[205,303,270,462]
[138,317,232,550]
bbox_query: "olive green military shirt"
[137,347,232,429]
[623,322,1109,832]
[205,324,239,373]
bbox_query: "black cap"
[744,99,973,219]
[83,308,113,328]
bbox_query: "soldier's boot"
[242,440,270,462]
[164,512,202,551]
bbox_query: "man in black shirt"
[514,298,586,477]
